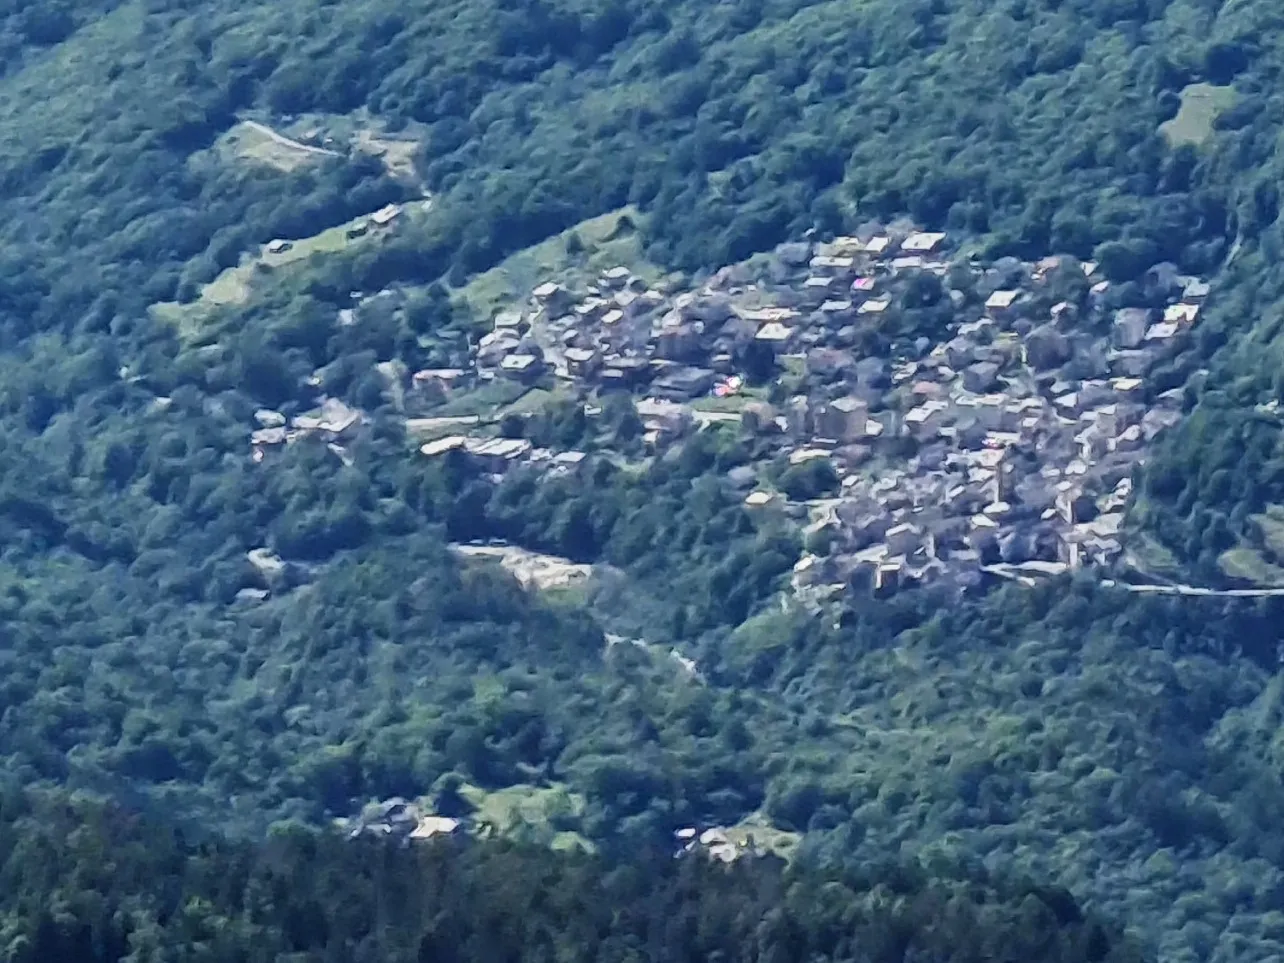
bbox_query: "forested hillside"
[0,0,1275,554]
[0,0,1257,339]
[2,0,1284,960]
[0,786,1144,963]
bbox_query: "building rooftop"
[1164,303,1199,324]
[901,231,946,253]
[756,322,793,341]
[421,435,467,457]
[466,437,532,459]
[501,353,540,371]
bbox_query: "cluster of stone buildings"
[761,239,1204,597]
[249,396,362,465]
[239,219,1205,599]
[409,224,1204,597]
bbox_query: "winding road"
[1099,579,1284,598]
[982,564,1284,598]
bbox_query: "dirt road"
[243,120,340,158]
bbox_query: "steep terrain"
[0,785,1145,963]
[1,0,1284,960]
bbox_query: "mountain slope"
[0,0,1256,345]
[1,1,1284,962]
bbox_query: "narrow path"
[983,564,1284,597]
[1100,579,1284,598]
[243,120,341,158]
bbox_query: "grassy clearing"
[1124,531,1183,581]
[404,415,483,440]
[691,385,768,414]
[724,813,801,861]
[500,387,556,417]
[692,394,748,413]
[1159,83,1235,147]
[156,203,646,342]
[1218,546,1284,586]
[355,127,421,184]
[218,120,331,172]
[266,110,426,187]
[1253,506,1284,559]
[541,581,593,609]
[151,211,402,338]
[1215,506,1284,586]
[461,783,595,853]
[454,783,790,859]
[434,380,528,418]
[455,207,673,320]
[499,385,580,418]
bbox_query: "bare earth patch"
[452,544,593,590]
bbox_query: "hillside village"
[248,224,1209,602]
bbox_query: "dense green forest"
[0,785,1146,963]
[2,0,1284,960]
